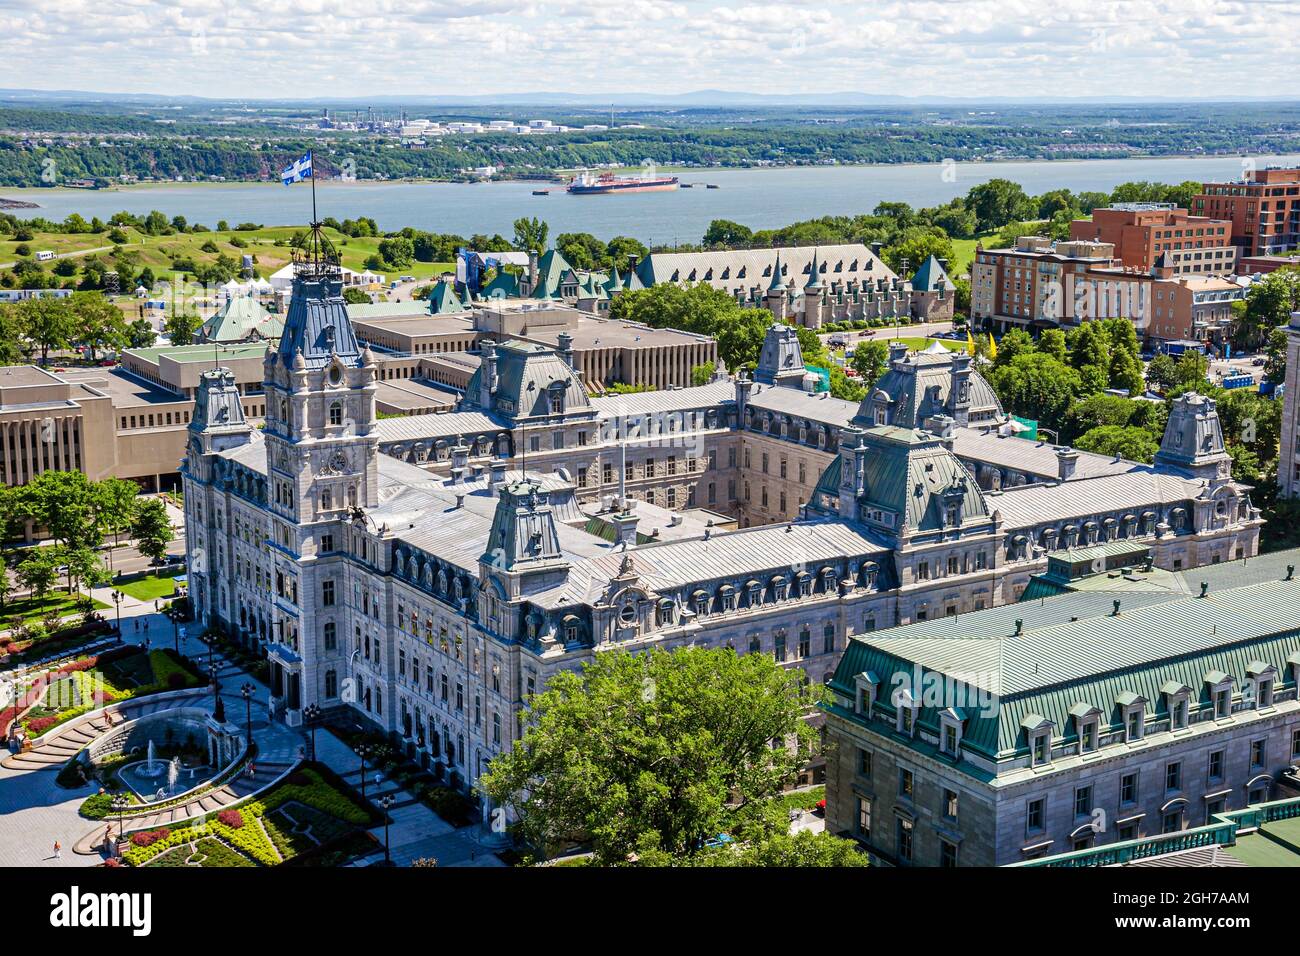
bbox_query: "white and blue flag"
[281,151,313,185]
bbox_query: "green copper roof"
[829,553,1300,763]
[603,265,624,295]
[910,254,955,293]
[767,252,787,292]
[531,248,574,300]
[481,269,520,299]
[426,279,465,315]
[201,296,282,343]
[804,249,824,290]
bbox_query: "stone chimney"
[610,502,639,548]
[450,442,470,483]
[480,339,499,409]
[1056,447,1079,482]
[490,460,507,494]
[888,340,909,365]
[949,350,972,427]
[556,330,575,369]
[734,371,753,421]
[527,250,538,292]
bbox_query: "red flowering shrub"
[216,809,244,829]
[57,656,100,674]
[129,827,171,848]
[26,716,60,735]
[103,857,121,868]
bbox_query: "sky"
[7,0,1300,102]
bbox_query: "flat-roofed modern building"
[1193,166,1300,258]
[1070,204,1236,275]
[1280,311,1300,500]
[822,547,1300,866]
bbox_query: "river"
[7,154,1300,243]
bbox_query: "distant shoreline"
[0,149,1268,205]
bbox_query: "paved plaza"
[0,587,504,868]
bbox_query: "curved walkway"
[0,606,306,867]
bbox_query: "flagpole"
[310,150,317,224]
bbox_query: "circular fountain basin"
[118,759,216,801]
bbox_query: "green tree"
[882,226,954,275]
[1074,425,1159,463]
[1235,267,1300,351]
[65,545,108,597]
[15,471,100,551]
[1263,327,1288,384]
[15,296,75,366]
[1037,328,1067,363]
[91,477,140,555]
[555,232,606,271]
[378,236,415,268]
[701,219,753,248]
[643,828,868,868]
[992,328,1034,368]
[130,499,173,565]
[480,647,821,865]
[342,287,370,305]
[126,318,156,348]
[850,340,888,389]
[512,216,549,255]
[986,352,1082,428]
[690,362,716,386]
[70,291,129,361]
[16,549,60,601]
[163,310,201,346]
[965,178,1034,232]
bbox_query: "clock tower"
[260,229,377,723]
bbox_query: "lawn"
[114,572,180,601]
[4,224,454,300]
[3,591,108,625]
[947,230,999,276]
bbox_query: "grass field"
[948,230,999,276]
[114,572,180,601]
[1,225,454,288]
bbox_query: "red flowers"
[217,809,244,829]
[129,827,171,847]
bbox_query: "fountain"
[167,756,180,792]
[138,740,167,780]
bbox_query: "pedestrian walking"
[374,771,382,788]
[53,840,61,859]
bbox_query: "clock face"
[328,450,348,474]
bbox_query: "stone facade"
[182,277,1262,801]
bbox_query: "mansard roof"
[463,340,593,419]
[275,275,362,370]
[855,346,1003,427]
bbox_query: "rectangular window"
[858,748,872,777]
[1074,785,1092,819]
[1165,761,1182,793]
[1250,738,1266,769]
[896,818,913,863]
[321,580,335,606]
[1026,798,1045,833]
[939,839,958,868]
[943,788,958,821]
[898,768,913,800]
[1208,750,1224,782]
[1116,776,1137,811]
[1292,729,1300,759]
[856,797,872,840]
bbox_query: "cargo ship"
[566,171,679,195]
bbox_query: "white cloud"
[6,0,1299,99]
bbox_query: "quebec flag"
[281,151,313,185]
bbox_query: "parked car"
[1251,356,1266,367]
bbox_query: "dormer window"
[1206,670,1234,719]
[1117,692,1146,742]
[1032,731,1051,766]
[854,671,879,715]
[1246,662,1276,710]
[939,708,964,758]
[894,687,919,736]
[1069,703,1101,754]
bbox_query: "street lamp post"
[358,743,371,802]
[379,793,395,864]
[240,683,255,750]
[112,793,130,841]
[111,590,123,639]
[303,703,321,762]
